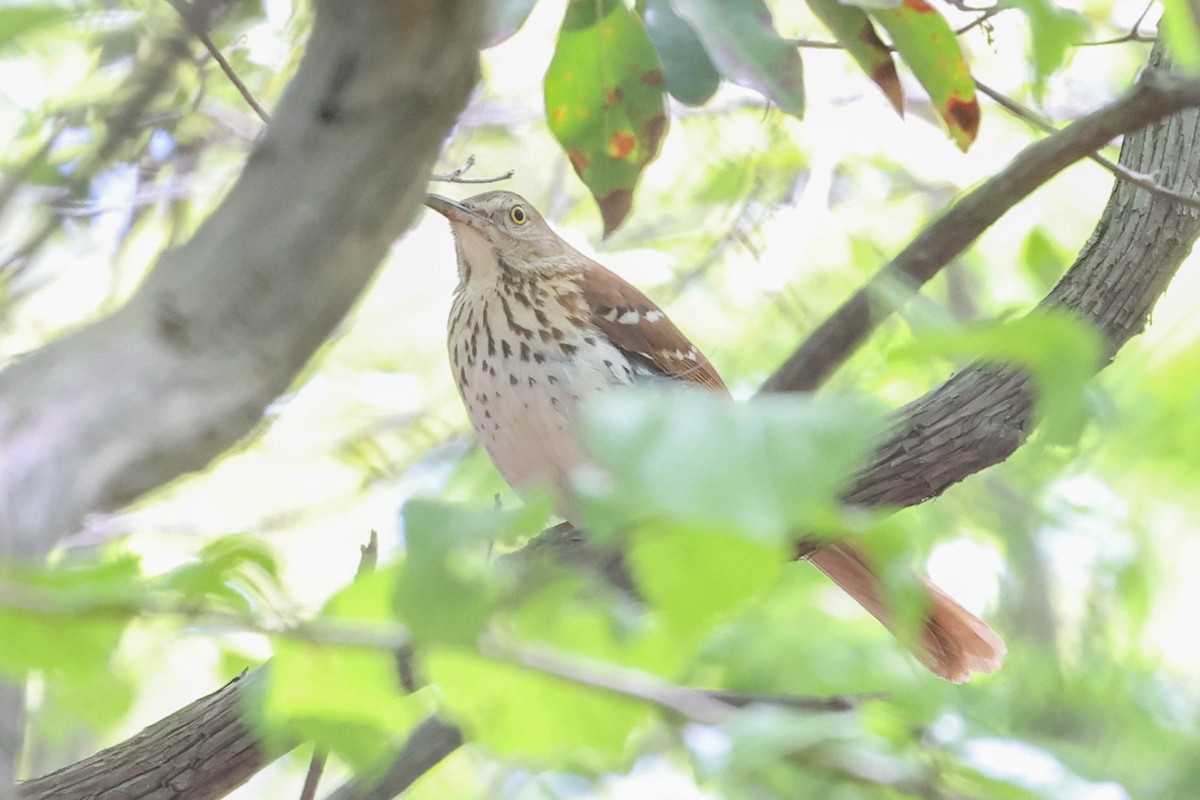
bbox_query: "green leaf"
[507,578,688,676]
[670,0,804,117]
[1019,227,1064,291]
[640,0,720,106]
[1008,0,1089,95]
[0,3,71,50]
[393,497,551,646]
[0,555,140,679]
[1161,0,1200,70]
[806,0,902,114]
[156,535,281,614]
[869,1,979,149]
[581,391,886,538]
[545,0,669,236]
[627,522,787,641]
[894,311,1105,444]
[424,644,652,767]
[0,555,140,729]
[264,565,426,769]
[485,0,539,47]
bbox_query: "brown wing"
[579,262,728,394]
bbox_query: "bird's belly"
[453,335,634,499]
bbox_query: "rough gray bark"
[18,673,269,800]
[1,0,482,796]
[844,46,1199,509]
[0,0,480,562]
[761,53,1200,395]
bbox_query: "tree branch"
[0,0,481,562]
[760,60,1200,394]
[15,36,1200,800]
[843,45,1200,508]
[18,671,275,800]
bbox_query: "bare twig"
[298,750,326,800]
[431,154,515,184]
[760,65,1200,393]
[974,79,1200,210]
[1079,0,1158,47]
[954,7,1004,37]
[166,0,272,124]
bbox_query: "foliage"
[2,1,1200,800]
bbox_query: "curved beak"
[424,194,479,226]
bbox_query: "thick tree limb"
[844,45,1200,509]
[18,672,272,800]
[760,58,1200,394]
[15,38,1200,800]
[2,0,481,796]
[0,0,480,561]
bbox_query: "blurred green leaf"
[545,0,668,236]
[628,522,786,642]
[1020,226,1064,291]
[582,391,886,537]
[1161,0,1200,70]
[425,644,652,767]
[264,564,426,770]
[0,555,140,729]
[156,535,281,614]
[895,311,1105,444]
[640,0,720,106]
[0,2,70,50]
[393,496,551,645]
[671,0,804,117]
[806,0,902,113]
[870,1,980,149]
[1008,0,1089,95]
[0,555,140,679]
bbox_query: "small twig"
[954,6,1004,37]
[298,749,326,800]
[166,0,271,124]
[431,155,515,184]
[975,79,1200,211]
[760,66,1200,393]
[1080,0,1158,47]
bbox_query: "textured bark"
[844,46,1200,509]
[19,673,270,800]
[761,54,1200,395]
[2,0,482,796]
[0,0,480,562]
[13,36,1200,800]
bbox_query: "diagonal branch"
[15,39,1200,800]
[0,0,481,562]
[760,60,1200,394]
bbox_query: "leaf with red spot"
[869,0,980,150]
[544,0,669,236]
[670,0,805,117]
[806,0,902,115]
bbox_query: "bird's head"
[424,190,577,283]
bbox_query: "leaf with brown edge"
[545,0,669,236]
[806,0,902,115]
[870,0,980,149]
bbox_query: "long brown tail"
[807,544,1006,683]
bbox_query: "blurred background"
[2,0,1198,797]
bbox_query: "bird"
[425,189,1005,683]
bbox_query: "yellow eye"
[510,205,528,225]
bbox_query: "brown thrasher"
[426,190,1005,682]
